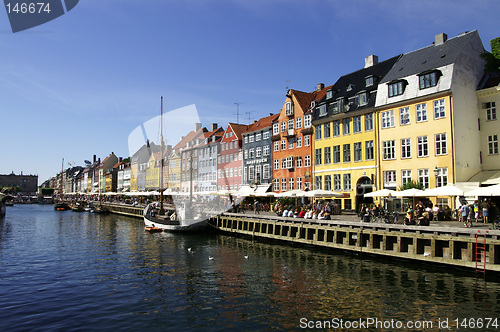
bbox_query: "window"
[353,116,361,133]
[419,71,439,89]
[484,102,497,121]
[318,104,327,116]
[281,178,287,191]
[324,122,331,138]
[365,76,374,87]
[248,166,254,181]
[263,145,270,156]
[274,159,279,170]
[401,138,411,159]
[435,133,447,155]
[304,135,310,146]
[281,122,286,132]
[295,157,302,168]
[296,117,302,128]
[288,139,294,150]
[315,176,323,190]
[263,131,270,139]
[354,142,362,162]
[273,123,279,135]
[262,164,270,179]
[364,113,373,131]
[304,114,312,128]
[288,119,294,130]
[343,144,351,162]
[417,136,428,157]
[256,147,262,157]
[274,141,279,152]
[343,174,351,191]
[400,107,410,125]
[244,149,248,160]
[296,136,302,148]
[304,155,311,167]
[333,145,341,163]
[324,146,331,164]
[315,148,322,165]
[434,99,446,119]
[289,177,294,190]
[333,120,340,136]
[296,177,302,190]
[388,81,404,97]
[326,89,333,99]
[315,125,322,140]
[402,170,412,186]
[382,140,396,160]
[281,139,286,150]
[343,118,350,135]
[384,171,397,188]
[285,102,293,116]
[489,135,499,154]
[418,169,429,189]
[248,135,255,143]
[273,178,279,191]
[256,133,262,141]
[416,103,427,122]
[356,92,368,106]
[365,140,374,160]
[249,148,255,158]
[382,110,395,128]
[244,136,248,144]
[436,167,448,187]
[334,174,341,191]
[324,175,331,191]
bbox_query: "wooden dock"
[208,213,500,273]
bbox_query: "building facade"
[217,123,247,191]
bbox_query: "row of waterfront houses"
[45,31,500,213]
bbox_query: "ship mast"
[159,96,165,215]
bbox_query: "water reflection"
[1,205,499,331]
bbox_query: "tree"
[399,180,424,191]
[481,37,500,73]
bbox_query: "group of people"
[275,201,337,220]
[459,199,498,227]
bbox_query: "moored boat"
[54,202,70,211]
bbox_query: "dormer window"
[418,70,441,90]
[388,80,406,97]
[355,92,368,106]
[347,84,354,92]
[365,76,374,87]
[318,104,327,116]
[326,89,333,99]
[285,101,294,116]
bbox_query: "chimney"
[93,155,96,163]
[211,123,218,131]
[317,83,324,91]
[119,157,123,162]
[364,55,379,68]
[435,33,448,45]
[195,123,202,131]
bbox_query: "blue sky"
[1,0,499,183]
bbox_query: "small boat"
[54,202,70,211]
[70,203,85,212]
[144,226,163,233]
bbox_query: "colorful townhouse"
[374,31,486,207]
[312,55,400,212]
[180,123,207,193]
[242,113,279,187]
[217,123,247,191]
[167,149,182,192]
[272,89,317,193]
[197,124,224,193]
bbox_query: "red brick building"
[217,123,248,191]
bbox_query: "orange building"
[271,88,320,193]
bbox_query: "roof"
[381,31,482,83]
[227,123,250,139]
[244,113,279,134]
[172,127,207,150]
[291,89,318,113]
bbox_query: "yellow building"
[375,32,486,209]
[312,55,399,212]
[145,152,161,190]
[167,150,182,192]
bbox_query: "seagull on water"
[244,255,249,259]
[208,256,214,261]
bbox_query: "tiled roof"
[292,89,318,113]
[381,31,481,83]
[228,123,250,139]
[172,127,207,150]
[245,113,279,133]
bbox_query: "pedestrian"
[481,199,490,223]
[460,202,470,227]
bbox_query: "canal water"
[1,204,499,331]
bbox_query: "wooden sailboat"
[143,97,207,231]
[54,158,70,211]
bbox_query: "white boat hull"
[143,203,207,232]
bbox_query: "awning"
[468,170,500,185]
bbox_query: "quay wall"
[208,213,500,273]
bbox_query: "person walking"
[460,202,470,227]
